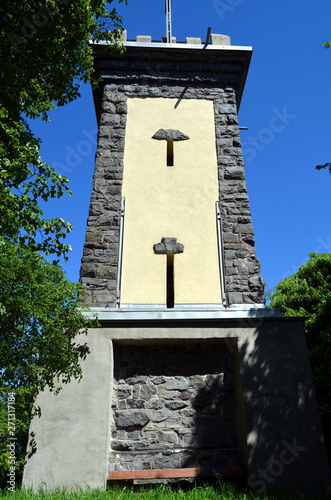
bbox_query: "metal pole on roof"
[165,0,172,43]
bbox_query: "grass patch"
[0,484,330,500]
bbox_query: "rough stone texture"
[152,129,190,141]
[110,342,243,471]
[153,237,184,255]
[114,410,150,430]
[79,44,264,307]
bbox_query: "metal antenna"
[165,0,172,43]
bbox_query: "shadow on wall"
[235,315,331,495]
[111,321,331,494]
[180,343,244,472]
[111,340,243,472]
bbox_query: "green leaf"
[270,253,331,420]
[0,0,125,257]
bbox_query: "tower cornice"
[91,38,252,123]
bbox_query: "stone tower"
[23,33,330,494]
[79,33,264,310]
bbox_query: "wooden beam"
[108,467,246,481]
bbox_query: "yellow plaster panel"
[120,97,222,305]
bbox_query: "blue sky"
[32,0,331,295]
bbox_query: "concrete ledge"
[93,40,252,52]
[82,306,282,321]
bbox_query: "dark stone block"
[154,430,178,444]
[234,223,254,234]
[224,167,245,180]
[165,377,188,391]
[127,430,141,440]
[140,385,156,400]
[222,126,239,137]
[117,387,131,399]
[165,400,188,410]
[111,440,133,451]
[227,114,239,125]
[223,147,242,156]
[114,410,150,430]
[158,389,180,400]
[225,266,238,276]
[228,292,243,304]
[223,233,239,243]
[132,386,140,399]
[126,376,148,385]
[218,156,236,166]
[249,276,264,292]
[152,410,173,423]
[243,292,265,304]
[153,454,181,469]
[133,440,150,451]
[147,399,164,410]
[242,235,255,246]
[180,391,192,401]
[218,103,237,114]
[116,102,127,114]
[127,399,144,409]
[151,376,165,385]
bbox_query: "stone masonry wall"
[110,342,243,471]
[79,89,126,307]
[214,96,264,305]
[79,46,264,307]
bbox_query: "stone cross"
[153,237,184,308]
[152,128,189,166]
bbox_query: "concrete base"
[23,317,331,494]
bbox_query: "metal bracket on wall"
[116,198,125,308]
[216,201,228,307]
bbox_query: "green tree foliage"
[0,0,125,255]
[0,238,97,480]
[0,109,73,257]
[316,162,331,175]
[0,0,125,481]
[270,253,331,419]
[0,239,94,392]
[1,0,125,119]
